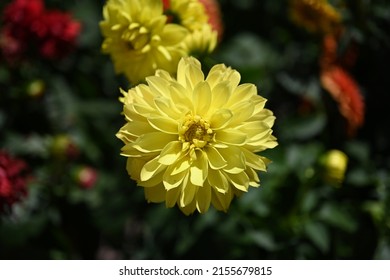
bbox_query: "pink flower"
[75,166,98,189]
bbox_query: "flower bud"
[74,166,98,189]
[321,149,348,185]
[50,134,79,160]
[27,79,45,98]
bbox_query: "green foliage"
[1,0,389,260]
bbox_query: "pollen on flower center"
[179,114,213,148]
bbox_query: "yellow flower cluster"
[117,57,278,214]
[100,0,188,85]
[100,0,217,85]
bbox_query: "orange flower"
[289,0,342,34]
[320,33,338,68]
[320,66,365,135]
[321,33,359,71]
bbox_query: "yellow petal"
[218,146,246,174]
[132,103,154,116]
[169,81,190,102]
[196,185,211,213]
[185,58,204,89]
[180,174,197,207]
[126,157,144,181]
[121,143,143,157]
[211,187,232,212]
[206,64,225,89]
[144,184,166,203]
[156,45,172,61]
[209,81,231,112]
[236,121,270,140]
[207,169,229,193]
[193,81,211,116]
[204,146,227,169]
[146,75,170,97]
[226,172,249,192]
[155,69,173,81]
[210,108,233,130]
[148,116,178,134]
[177,57,187,87]
[120,120,154,137]
[161,24,188,45]
[140,156,165,181]
[190,150,208,186]
[246,167,260,187]
[158,141,183,165]
[133,132,177,152]
[179,199,197,216]
[163,169,187,190]
[228,83,258,105]
[215,129,247,145]
[229,101,255,125]
[154,97,182,119]
[249,134,278,151]
[165,187,181,208]
[241,148,267,171]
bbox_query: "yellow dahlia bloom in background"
[100,0,188,85]
[289,0,342,34]
[183,24,217,56]
[117,56,278,215]
[163,0,218,56]
[165,0,208,31]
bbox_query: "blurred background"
[0,0,389,259]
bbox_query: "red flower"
[0,150,30,213]
[321,32,359,70]
[3,0,44,26]
[0,0,44,62]
[0,0,81,62]
[38,10,81,59]
[320,33,338,69]
[320,66,365,135]
[320,33,365,136]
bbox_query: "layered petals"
[118,56,277,214]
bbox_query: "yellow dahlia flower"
[165,0,208,31]
[117,56,278,215]
[163,0,217,55]
[289,0,342,34]
[100,0,188,85]
[183,24,217,57]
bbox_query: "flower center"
[122,23,152,51]
[179,115,214,148]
